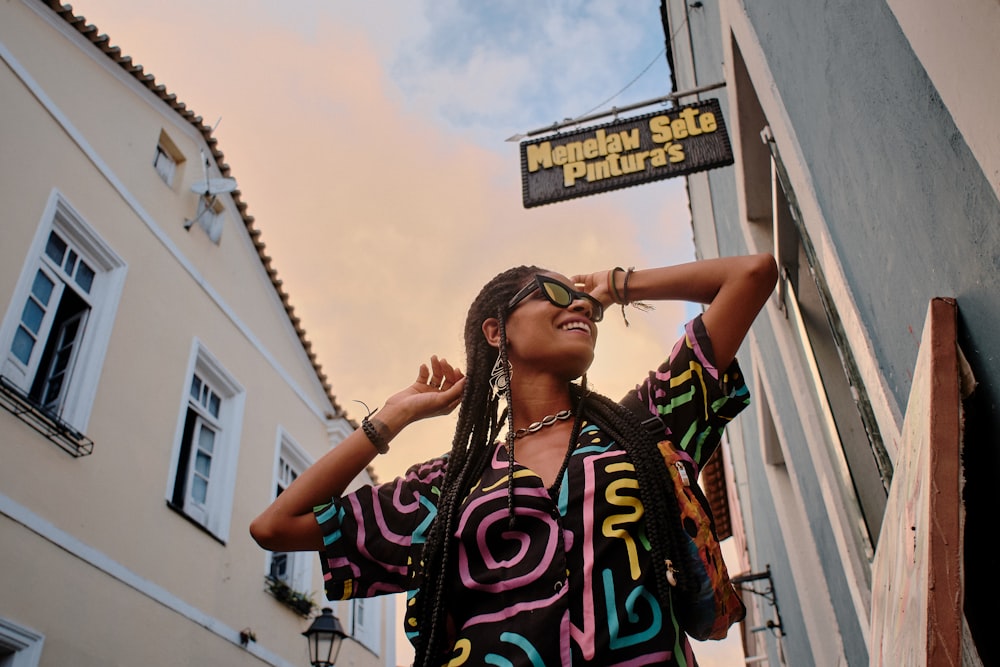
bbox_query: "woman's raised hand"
[383,355,465,423]
[249,355,465,552]
[570,270,616,307]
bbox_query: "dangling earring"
[489,354,512,400]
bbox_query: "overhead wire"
[572,12,690,121]
[576,46,667,119]
[506,11,696,141]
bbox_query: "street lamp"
[302,607,347,667]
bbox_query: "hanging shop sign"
[520,98,733,208]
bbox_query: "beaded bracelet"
[354,400,389,455]
[361,415,389,454]
[622,267,635,302]
[615,266,653,327]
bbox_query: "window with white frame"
[153,145,176,185]
[153,130,184,187]
[1,194,125,434]
[0,616,45,667]
[352,597,382,654]
[190,195,225,244]
[168,344,244,541]
[267,433,313,595]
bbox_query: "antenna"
[185,150,237,231]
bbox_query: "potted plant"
[265,576,317,617]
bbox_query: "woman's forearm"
[248,402,411,552]
[615,254,770,304]
[249,356,464,553]
[618,254,777,368]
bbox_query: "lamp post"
[302,607,347,667]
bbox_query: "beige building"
[0,1,394,665]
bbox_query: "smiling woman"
[250,253,777,666]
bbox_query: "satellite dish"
[190,177,238,197]
[191,148,237,196]
[184,149,236,233]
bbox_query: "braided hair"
[412,266,538,665]
[412,266,693,666]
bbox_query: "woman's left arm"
[575,254,777,369]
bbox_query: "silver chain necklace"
[512,410,573,439]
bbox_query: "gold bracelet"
[608,266,625,304]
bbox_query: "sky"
[72,1,742,664]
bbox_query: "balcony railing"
[0,375,94,457]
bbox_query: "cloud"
[77,0,695,484]
[383,1,672,143]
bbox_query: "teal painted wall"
[671,0,997,662]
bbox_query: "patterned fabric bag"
[623,396,746,641]
[658,435,746,640]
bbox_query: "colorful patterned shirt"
[314,315,749,666]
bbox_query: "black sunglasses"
[507,275,604,322]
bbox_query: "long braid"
[496,309,519,529]
[413,266,539,667]
[414,343,494,665]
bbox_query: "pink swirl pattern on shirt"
[456,498,560,590]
